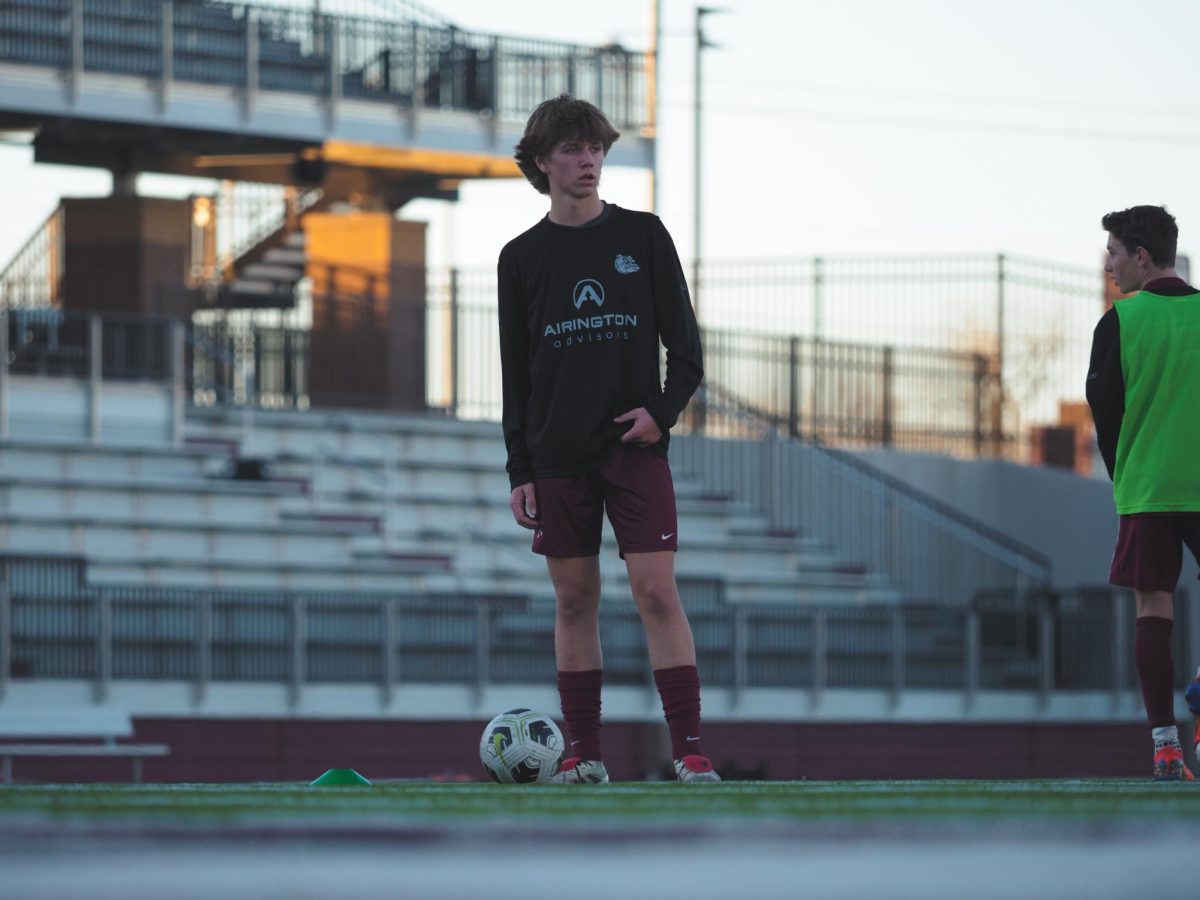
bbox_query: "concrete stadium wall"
[3,717,1157,784]
[854,450,1136,589]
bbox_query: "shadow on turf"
[654,761,771,781]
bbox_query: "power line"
[660,74,1200,124]
[658,98,1200,146]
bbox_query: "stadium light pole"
[648,0,661,214]
[693,6,725,321]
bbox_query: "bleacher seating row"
[0,405,901,604]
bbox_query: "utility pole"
[649,0,661,214]
[692,6,724,319]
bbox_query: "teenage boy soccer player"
[497,94,719,784]
[1087,204,1200,781]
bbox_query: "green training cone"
[310,768,372,786]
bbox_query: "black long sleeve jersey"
[498,204,704,489]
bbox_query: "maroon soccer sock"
[557,669,603,761]
[653,664,704,759]
[1135,616,1176,728]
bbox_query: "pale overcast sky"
[2,0,1199,275]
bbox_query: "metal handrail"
[698,379,1050,578]
[0,205,64,311]
[0,554,1151,700]
[673,380,1053,605]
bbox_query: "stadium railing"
[3,554,1184,709]
[0,0,651,130]
[669,401,1052,609]
[0,305,1055,606]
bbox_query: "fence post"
[811,609,827,710]
[95,590,112,704]
[810,256,823,441]
[170,321,185,446]
[732,605,747,708]
[381,598,397,708]
[0,563,10,703]
[1111,589,1128,705]
[973,353,986,457]
[195,592,212,708]
[788,336,800,438]
[326,16,341,126]
[289,596,306,710]
[448,268,459,418]
[881,345,894,448]
[407,22,422,137]
[1038,599,1054,709]
[89,315,102,443]
[890,606,904,709]
[760,435,776,531]
[993,253,1006,456]
[0,309,8,441]
[474,601,491,707]
[240,363,255,447]
[487,35,501,145]
[964,607,980,713]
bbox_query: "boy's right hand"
[510,482,539,529]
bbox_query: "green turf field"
[2,780,1198,825]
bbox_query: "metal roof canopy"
[0,0,654,204]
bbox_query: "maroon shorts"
[531,445,679,558]
[1109,513,1200,592]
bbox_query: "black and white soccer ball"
[479,708,564,784]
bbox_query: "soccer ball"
[479,708,564,784]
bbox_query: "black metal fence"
[1,555,1188,700]
[0,296,1061,459]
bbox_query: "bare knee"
[554,572,601,623]
[632,577,683,624]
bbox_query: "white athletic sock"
[1152,725,1179,748]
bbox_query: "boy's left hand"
[614,407,662,446]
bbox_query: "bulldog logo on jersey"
[572,278,605,309]
[614,254,640,274]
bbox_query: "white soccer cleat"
[549,757,609,784]
[674,755,721,784]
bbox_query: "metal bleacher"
[0,314,1155,723]
[0,0,654,179]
